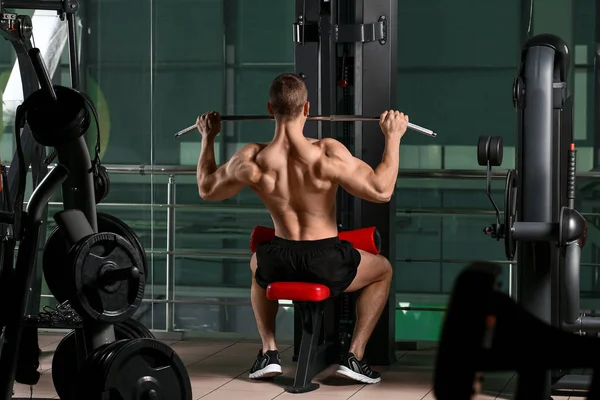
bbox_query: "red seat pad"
[249,226,381,254]
[266,282,331,302]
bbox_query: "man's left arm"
[197,141,261,201]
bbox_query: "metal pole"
[66,12,80,89]
[594,43,600,169]
[166,175,176,331]
[356,0,397,366]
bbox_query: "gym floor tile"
[31,334,581,399]
[37,334,64,349]
[276,393,349,399]
[218,374,285,393]
[171,341,232,352]
[211,342,291,359]
[200,389,282,399]
[187,363,249,378]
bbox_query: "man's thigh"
[343,250,392,293]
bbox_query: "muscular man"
[196,73,407,384]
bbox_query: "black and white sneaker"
[248,349,283,379]
[335,352,381,384]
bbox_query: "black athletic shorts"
[254,236,361,297]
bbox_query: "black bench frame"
[288,297,340,393]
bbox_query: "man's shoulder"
[310,137,342,148]
[234,142,269,163]
[238,142,269,153]
[313,138,347,157]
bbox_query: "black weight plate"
[97,338,193,400]
[27,86,90,147]
[52,320,149,400]
[76,340,126,399]
[84,340,125,396]
[487,136,503,167]
[117,320,139,340]
[51,333,76,400]
[97,212,148,276]
[95,213,147,269]
[98,340,129,392]
[43,213,148,305]
[94,165,111,204]
[504,170,518,261]
[62,338,112,400]
[69,232,145,323]
[477,136,490,167]
[123,318,155,339]
[42,228,72,303]
[82,339,127,397]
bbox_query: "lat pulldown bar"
[173,115,437,139]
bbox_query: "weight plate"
[122,318,155,339]
[43,213,148,305]
[27,86,90,147]
[504,170,518,261]
[42,228,71,303]
[85,338,193,400]
[476,136,490,167]
[56,337,111,400]
[69,232,145,323]
[487,136,503,167]
[117,320,139,340]
[98,340,129,392]
[84,340,126,395]
[52,319,155,400]
[97,212,148,278]
[94,165,111,204]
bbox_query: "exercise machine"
[0,2,192,399]
[479,33,598,396]
[434,261,600,400]
[290,0,398,368]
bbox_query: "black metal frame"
[507,33,600,395]
[292,0,396,369]
[434,262,600,400]
[0,0,81,318]
[353,0,397,365]
[0,165,68,399]
[287,299,338,393]
[0,2,116,398]
[595,0,600,170]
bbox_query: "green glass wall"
[0,0,599,342]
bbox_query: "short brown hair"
[269,73,308,121]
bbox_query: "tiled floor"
[12,333,580,399]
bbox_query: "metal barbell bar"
[173,114,437,138]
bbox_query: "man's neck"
[272,119,306,142]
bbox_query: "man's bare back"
[245,137,339,241]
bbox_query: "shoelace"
[357,357,374,375]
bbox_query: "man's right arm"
[320,137,400,203]
[319,110,407,203]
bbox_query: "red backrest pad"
[249,225,381,255]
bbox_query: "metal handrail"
[10,163,600,179]
[90,165,600,179]
[9,163,513,178]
